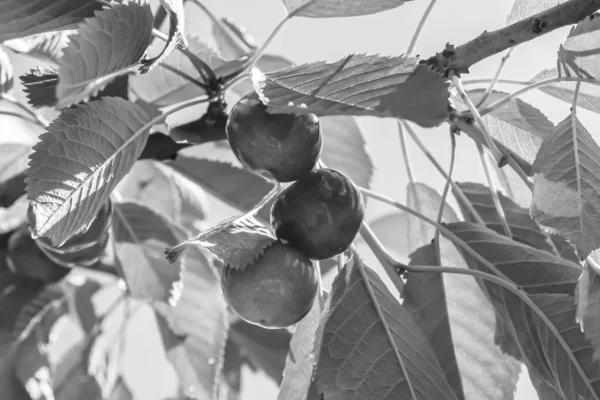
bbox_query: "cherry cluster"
[221,93,365,329]
[2,200,113,283]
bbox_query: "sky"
[4,0,600,399]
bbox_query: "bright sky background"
[5,0,600,399]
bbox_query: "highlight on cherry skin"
[221,241,320,329]
[271,168,365,261]
[225,92,323,183]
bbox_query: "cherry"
[6,226,71,283]
[271,168,365,260]
[221,242,319,329]
[225,92,322,182]
[36,199,113,268]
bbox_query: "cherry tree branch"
[426,0,600,74]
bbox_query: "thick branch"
[427,0,600,73]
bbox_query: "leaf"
[166,155,274,219]
[20,65,59,108]
[531,68,600,115]
[155,244,228,400]
[530,114,600,259]
[228,319,292,384]
[448,222,600,399]
[505,0,567,25]
[212,19,249,60]
[224,54,296,98]
[0,48,13,95]
[25,97,161,246]
[61,276,101,335]
[455,181,579,263]
[219,338,243,400]
[139,132,191,161]
[0,0,102,42]
[3,30,73,64]
[141,0,185,73]
[577,257,600,360]
[56,0,154,108]
[320,116,373,189]
[458,89,554,163]
[165,214,276,270]
[314,256,458,400]
[403,244,465,400]
[131,36,225,106]
[278,293,326,400]
[112,201,181,303]
[281,0,408,18]
[252,54,450,128]
[558,14,600,80]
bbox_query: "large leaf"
[131,36,225,106]
[455,181,579,263]
[252,54,450,128]
[156,244,228,400]
[281,0,408,17]
[141,0,185,73]
[278,292,326,400]
[313,256,458,400]
[0,0,102,42]
[459,89,554,164]
[3,31,73,64]
[531,68,600,115]
[20,65,60,108]
[530,115,600,259]
[577,257,600,361]
[505,0,567,25]
[56,0,154,108]
[25,97,160,246]
[112,201,181,303]
[558,14,600,80]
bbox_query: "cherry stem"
[0,93,48,127]
[406,0,438,57]
[475,47,515,108]
[462,78,528,86]
[476,142,513,238]
[246,184,279,218]
[400,120,485,225]
[336,253,344,273]
[434,129,456,263]
[158,62,208,90]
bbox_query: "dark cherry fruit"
[271,168,365,260]
[6,226,71,283]
[36,199,113,268]
[225,92,322,182]
[221,242,319,329]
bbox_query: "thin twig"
[406,0,438,56]
[476,47,515,108]
[434,130,456,262]
[462,78,528,86]
[157,62,208,89]
[453,76,504,165]
[401,120,485,225]
[477,142,513,238]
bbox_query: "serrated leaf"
[229,320,291,384]
[278,293,326,400]
[166,155,274,219]
[139,132,190,160]
[253,54,450,128]
[505,0,568,24]
[112,201,181,303]
[0,0,102,42]
[56,1,154,108]
[0,48,13,95]
[530,114,600,259]
[320,116,373,188]
[458,89,554,163]
[455,181,579,263]
[155,243,228,400]
[20,65,59,108]
[4,30,73,64]
[578,256,600,361]
[281,0,408,18]
[141,0,185,73]
[166,214,276,270]
[25,97,161,246]
[313,256,458,399]
[558,14,600,80]
[224,54,295,98]
[131,36,225,106]
[531,68,600,115]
